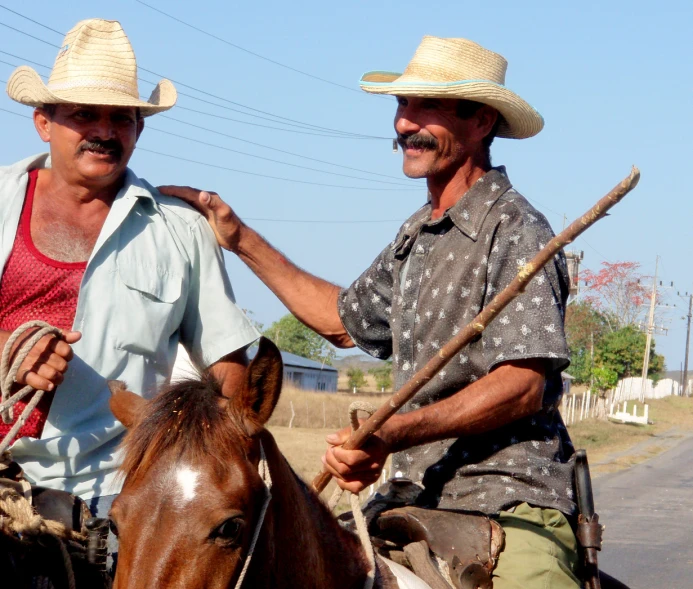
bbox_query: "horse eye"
[214,517,244,544]
[109,519,119,537]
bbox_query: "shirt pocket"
[114,261,184,357]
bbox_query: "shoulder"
[489,188,555,239]
[0,153,49,181]
[133,175,207,229]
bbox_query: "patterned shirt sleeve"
[482,202,570,374]
[338,243,395,359]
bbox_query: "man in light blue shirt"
[0,18,259,515]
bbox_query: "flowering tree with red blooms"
[580,261,652,330]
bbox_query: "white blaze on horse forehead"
[174,465,200,503]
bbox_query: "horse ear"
[108,380,146,429]
[234,337,283,434]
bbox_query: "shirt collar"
[446,166,512,241]
[392,166,512,256]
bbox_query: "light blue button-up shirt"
[0,154,260,499]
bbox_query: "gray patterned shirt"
[338,167,576,516]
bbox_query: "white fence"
[612,377,681,401]
[561,377,682,426]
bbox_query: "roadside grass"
[568,395,693,474]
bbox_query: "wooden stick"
[312,167,640,494]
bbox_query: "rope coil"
[0,320,62,455]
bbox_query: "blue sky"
[0,0,691,367]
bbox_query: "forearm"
[382,360,546,453]
[236,225,354,348]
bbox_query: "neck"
[427,157,490,220]
[37,167,124,208]
[247,432,370,589]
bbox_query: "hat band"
[361,76,506,89]
[47,78,139,97]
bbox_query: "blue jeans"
[89,494,119,575]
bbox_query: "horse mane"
[119,375,245,483]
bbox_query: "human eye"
[396,96,408,107]
[73,109,95,121]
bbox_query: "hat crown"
[401,36,507,85]
[47,19,139,98]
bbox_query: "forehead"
[395,96,460,110]
[53,103,138,117]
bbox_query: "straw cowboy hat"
[360,36,543,139]
[6,18,176,116]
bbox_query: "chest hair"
[30,201,105,264]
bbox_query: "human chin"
[402,151,435,179]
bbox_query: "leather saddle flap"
[375,505,504,572]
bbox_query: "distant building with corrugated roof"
[172,344,338,392]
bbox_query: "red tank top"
[0,169,86,442]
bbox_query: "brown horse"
[108,337,377,589]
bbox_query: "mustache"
[79,139,123,158]
[397,133,438,151]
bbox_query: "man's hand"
[158,186,243,253]
[7,330,81,392]
[322,425,392,494]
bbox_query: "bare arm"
[323,359,546,493]
[158,186,353,348]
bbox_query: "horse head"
[109,337,282,589]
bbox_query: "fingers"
[12,331,80,390]
[325,426,351,446]
[23,371,55,392]
[61,330,82,345]
[158,185,225,216]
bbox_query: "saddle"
[0,458,111,588]
[339,479,504,589]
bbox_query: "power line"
[137,66,386,139]
[0,107,411,222]
[0,54,409,183]
[0,50,354,139]
[136,147,419,191]
[0,4,63,36]
[174,104,388,138]
[0,10,390,140]
[134,0,363,95]
[0,107,416,191]
[146,125,414,186]
[0,21,57,48]
[159,113,412,181]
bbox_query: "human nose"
[395,107,420,136]
[92,115,117,140]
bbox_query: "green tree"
[591,366,618,393]
[263,314,336,366]
[347,367,367,392]
[595,325,665,381]
[564,301,610,384]
[369,363,392,392]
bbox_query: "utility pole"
[640,256,659,403]
[683,294,692,397]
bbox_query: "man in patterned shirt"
[164,37,580,588]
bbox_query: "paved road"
[593,434,693,588]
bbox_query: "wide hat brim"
[6,66,176,117]
[360,71,544,140]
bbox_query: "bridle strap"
[233,440,273,589]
